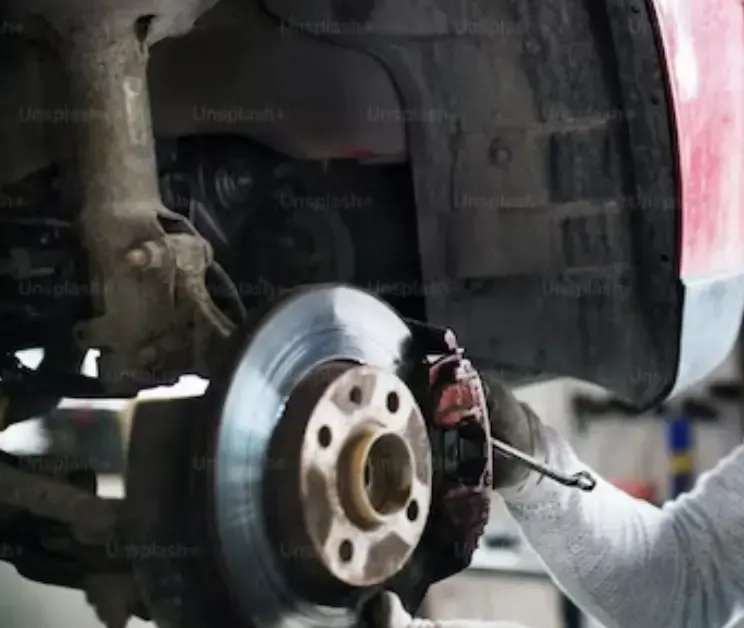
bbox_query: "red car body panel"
[646,0,744,397]
[651,0,744,279]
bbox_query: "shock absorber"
[1,1,230,393]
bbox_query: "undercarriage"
[0,0,736,625]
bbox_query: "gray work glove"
[481,374,543,490]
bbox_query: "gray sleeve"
[499,425,744,628]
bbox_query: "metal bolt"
[125,248,148,268]
[125,241,166,270]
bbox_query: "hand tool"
[489,436,597,492]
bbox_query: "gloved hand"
[481,374,543,490]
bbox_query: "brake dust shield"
[125,285,433,628]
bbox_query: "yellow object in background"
[669,452,694,475]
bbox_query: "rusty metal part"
[1,1,228,392]
[0,462,119,545]
[0,0,406,188]
[277,363,431,588]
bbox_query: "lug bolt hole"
[318,426,332,448]
[349,386,363,405]
[339,539,354,563]
[386,392,400,413]
[406,500,419,521]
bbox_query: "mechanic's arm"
[498,388,744,628]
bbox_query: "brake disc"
[212,285,432,626]
[125,285,434,628]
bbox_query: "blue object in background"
[668,417,694,498]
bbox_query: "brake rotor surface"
[211,285,432,628]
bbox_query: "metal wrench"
[490,436,597,492]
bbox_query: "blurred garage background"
[0,342,742,628]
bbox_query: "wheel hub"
[276,362,431,588]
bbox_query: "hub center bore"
[341,429,414,528]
